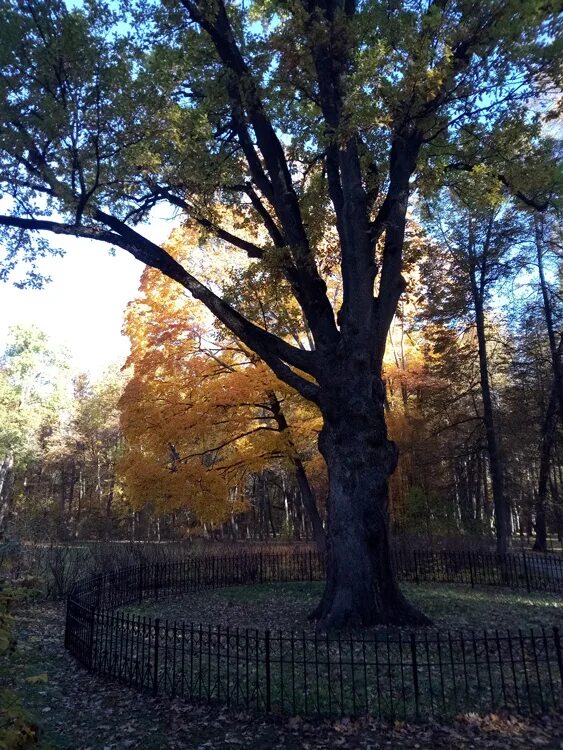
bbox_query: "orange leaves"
[118,224,321,528]
[119,214,440,530]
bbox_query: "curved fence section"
[65,549,563,719]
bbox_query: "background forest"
[1,199,561,552]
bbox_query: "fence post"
[153,618,160,696]
[410,632,419,719]
[138,565,143,604]
[64,598,70,651]
[553,626,563,688]
[88,608,96,671]
[264,630,271,712]
[468,552,474,588]
[154,563,159,600]
[523,552,531,593]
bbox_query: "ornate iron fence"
[65,549,563,719]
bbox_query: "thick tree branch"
[161,188,324,310]
[178,0,340,350]
[369,6,502,369]
[302,0,377,336]
[0,211,321,402]
[160,189,267,259]
[242,184,286,248]
[371,130,423,371]
[447,162,552,212]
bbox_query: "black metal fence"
[65,549,563,719]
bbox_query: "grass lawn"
[122,581,563,633]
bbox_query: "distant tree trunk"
[76,470,83,532]
[96,455,103,510]
[456,458,475,533]
[533,389,552,551]
[482,458,492,528]
[67,462,77,532]
[536,215,563,420]
[261,474,277,538]
[59,465,68,540]
[104,474,115,540]
[267,392,326,552]
[0,455,14,535]
[533,340,563,551]
[292,457,325,552]
[106,476,114,518]
[474,452,483,529]
[470,258,510,555]
[230,510,239,538]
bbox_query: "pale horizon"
[0,209,179,379]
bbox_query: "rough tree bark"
[310,357,431,628]
[533,216,563,551]
[536,215,563,420]
[474,299,510,554]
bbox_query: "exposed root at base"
[309,596,433,631]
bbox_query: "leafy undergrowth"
[122,582,563,633]
[0,580,42,749]
[3,602,562,749]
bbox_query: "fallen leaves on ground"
[123,581,563,634]
[3,602,562,750]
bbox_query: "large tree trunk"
[533,217,563,551]
[310,366,431,630]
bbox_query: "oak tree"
[0,0,560,626]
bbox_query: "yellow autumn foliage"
[119,218,322,527]
[119,212,440,527]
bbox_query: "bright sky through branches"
[0,208,179,377]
